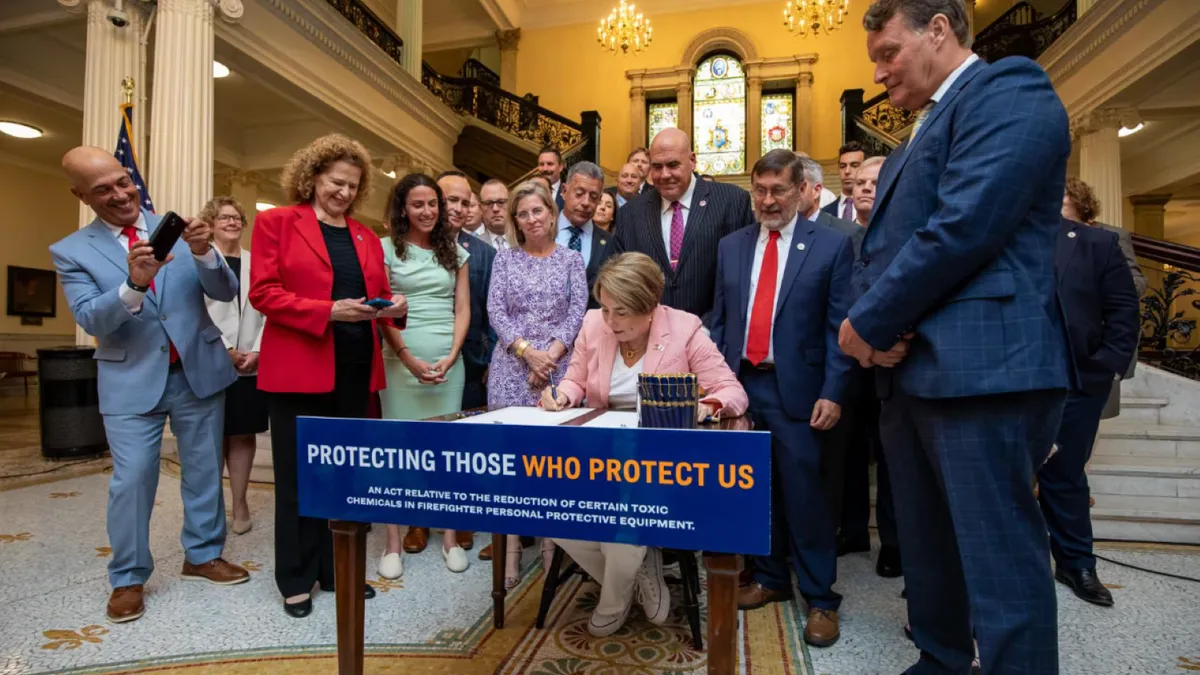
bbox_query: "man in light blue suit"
[840,2,1072,674]
[50,147,250,624]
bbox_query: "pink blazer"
[558,305,749,416]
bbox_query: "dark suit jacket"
[813,210,865,262]
[849,57,1071,399]
[457,231,496,381]
[614,177,754,324]
[583,224,616,309]
[1056,219,1140,397]
[711,220,856,420]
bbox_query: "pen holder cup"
[636,373,699,430]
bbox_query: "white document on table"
[453,406,593,426]
[581,410,640,428]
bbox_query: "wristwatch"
[126,277,150,293]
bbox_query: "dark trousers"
[461,375,487,411]
[268,363,370,598]
[840,387,898,547]
[742,367,841,611]
[883,387,1063,675]
[1039,389,1108,571]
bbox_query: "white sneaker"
[443,545,469,573]
[635,548,670,625]
[378,552,403,579]
[587,600,632,637]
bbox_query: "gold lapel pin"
[600,239,607,245]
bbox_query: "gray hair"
[796,156,823,186]
[863,0,972,48]
[566,161,605,184]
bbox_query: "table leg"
[330,520,367,675]
[492,533,507,628]
[705,553,741,675]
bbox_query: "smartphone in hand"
[364,298,394,309]
[148,212,187,261]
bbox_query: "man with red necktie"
[710,148,856,648]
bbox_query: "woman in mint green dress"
[378,173,471,578]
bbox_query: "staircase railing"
[1132,234,1200,380]
[324,0,403,65]
[460,59,500,87]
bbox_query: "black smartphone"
[148,211,187,261]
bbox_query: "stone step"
[1093,421,1200,459]
[1086,455,1200,498]
[1114,396,1169,424]
[1090,493,1200,545]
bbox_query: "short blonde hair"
[593,252,664,316]
[280,134,373,215]
[857,156,886,175]
[199,196,248,232]
[506,180,559,248]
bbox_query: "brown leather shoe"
[181,558,250,585]
[737,582,793,610]
[804,608,840,647]
[107,585,145,623]
[404,527,429,553]
[456,530,475,550]
[478,543,493,560]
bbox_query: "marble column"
[630,86,647,151]
[497,29,520,91]
[60,0,148,345]
[746,74,763,171]
[148,0,240,217]
[394,0,422,79]
[794,72,814,155]
[675,80,693,146]
[1130,194,1171,241]
[1077,109,1125,228]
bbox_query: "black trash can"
[37,346,108,459]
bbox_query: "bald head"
[63,145,142,226]
[617,162,641,200]
[648,128,695,202]
[437,174,471,232]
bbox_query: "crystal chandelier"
[597,0,652,55]
[783,0,849,37]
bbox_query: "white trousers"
[555,539,647,615]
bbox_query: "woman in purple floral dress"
[487,180,587,587]
[487,181,587,409]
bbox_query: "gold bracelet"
[515,340,530,358]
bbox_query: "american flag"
[114,103,155,212]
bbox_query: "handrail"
[460,59,500,87]
[1132,233,1200,273]
[324,0,403,66]
[973,0,1077,63]
[853,118,901,156]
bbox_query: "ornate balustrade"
[1133,234,1200,380]
[324,0,404,65]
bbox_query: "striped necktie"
[910,102,935,143]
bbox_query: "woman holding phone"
[377,173,471,577]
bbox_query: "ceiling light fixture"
[213,61,231,78]
[1118,123,1144,138]
[597,0,652,55]
[255,201,276,212]
[783,0,848,38]
[0,121,44,139]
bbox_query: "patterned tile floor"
[1,396,1198,674]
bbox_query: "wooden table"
[328,408,751,675]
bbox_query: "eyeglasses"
[481,199,507,209]
[215,214,243,223]
[515,206,547,222]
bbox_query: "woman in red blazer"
[249,134,407,619]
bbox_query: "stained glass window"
[693,54,745,175]
[761,93,794,155]
[648,102,678,147]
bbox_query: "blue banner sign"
[296,417,772,555]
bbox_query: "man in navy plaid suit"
[840,2,1071,673]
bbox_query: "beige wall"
[0,161,79,337]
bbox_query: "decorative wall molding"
[680,27,759,65]
[1040,0,1161,84]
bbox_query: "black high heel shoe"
[319,581,376,599]
[284,597,313,618]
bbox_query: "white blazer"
[205,247,265,376]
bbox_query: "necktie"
[841,198,855,221]
[122,226,178,364]
[567,226,582,252]
[910,102,934,142]
[745,230,781,366]
[668,201,684,271]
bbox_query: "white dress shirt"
[107,213,218,313]
[608,351,645,410]
[742,214,798,364]
[659,175,697,258]
[551,180,562,202]
[556,213,594,266]
[835,194,856,221]
[818,187,838,209]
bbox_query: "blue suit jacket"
[50,210,239,415]
[711,219,856,420]
[849,57,1071,399]
[1056,219,1140,397]
[457,230,496,380]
